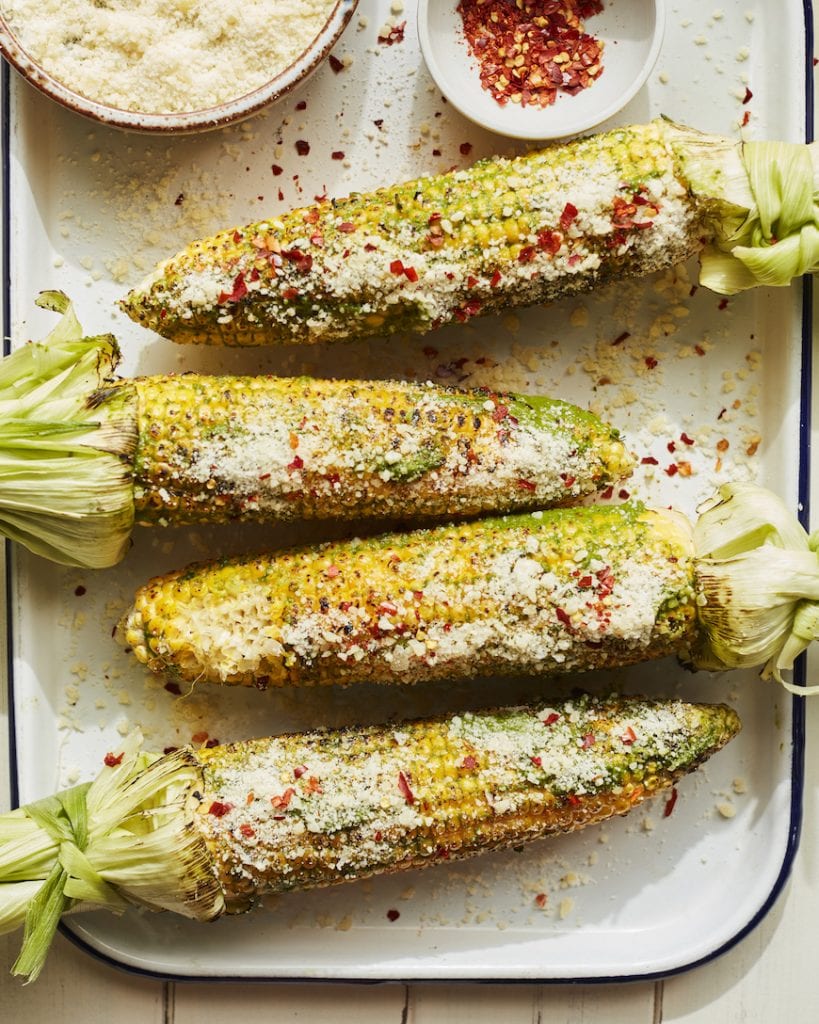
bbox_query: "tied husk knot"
[1,734,224,983]
[693,482,819,691]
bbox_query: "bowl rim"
[417,0,666,141]
[0,0,359,133]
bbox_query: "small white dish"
[418,0,665,140]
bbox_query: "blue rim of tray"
[1,0,813,984]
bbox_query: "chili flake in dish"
[457,0,605,107]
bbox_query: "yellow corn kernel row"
[118,501,698,689]
[193,694,740,906]
[121,120,704,346]
[125,373,633,525]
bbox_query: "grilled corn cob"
[120,119,819,346]
[0,694,740,981]
[120,483,819,691]
[0,293,631,567]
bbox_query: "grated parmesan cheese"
[2,0,337,114]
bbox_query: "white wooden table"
[3,27,819,1024]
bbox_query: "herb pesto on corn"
[121,119,819,346]
[0,695,740,981]
[120,483,819,692]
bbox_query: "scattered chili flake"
[239,824,256,839]
[621,726,637,746]
[217,271,248,305]
[580,733,596,749]
[644,355,658,370]
[718,298,730,310]
[516,478,536,491]
[617,488,630,500]
[457,0,605,108]
[328,54,344,73]
[460,755,478,770]
[271,164,284,176]
[680,432,695,446]
[560,202,578,231]
[663,787,679,818]
[325,565,341,578]
[640,456,659,466]
[378,21,406,45]
[397,771,415,804]
[295,100,307,111]
[490,269,503,287]
[287,455,304,473]
[555,607,572,627]
[742,86,753,104]
[386,909,401,922]
[103,751,124,767]
[459,142,473,156]
[676,460,693,477]
[612,331,630,346]
[270,788,296,811]
[534,893,548,908]
[331,150,345,160]
[600,485,614,499]
[74,585,86,597]
[208,801,233,818]
[530,755,543,767]
[543,713,561,726]
[741,110,751,127]
[295,140,310,156]
[665,463,679,477]
[192,731,209,744]
[390,259,405,275]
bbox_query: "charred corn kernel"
[120,374,633,525]
[194,695,740,906]
[119,502,698,689]
[120,120,706,347]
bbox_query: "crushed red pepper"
[457,0,605,108]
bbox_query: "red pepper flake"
[217,271,248,305]
[73,584,87,597]
[239,823,255,838]
[397,771,415,804]
[287,455,304,473]
[741,110,751,128]
[490,269,503,287]
[578,575,593,588]
[460,755,478,770]
[667,440,676,453]
[530,755,543,767]
[680,432,695,446]
[580,733,596,749]
[694,344,706,357]
[515,478,536,492]
[555,607,572,627]
[164,681,182,695]
[208,801,233,818]
[386,909,401,922]
[328,54,344,74]
[718,298,730,310]
[617,488,630,500]
[271,164,284,176]
[537,229,561,254]
[390,259,405,276]
[459,142,473,156]
[534,893,548,908]
[282,249,313,273]
[565,794,581,807]
[304,776,323,794]
[295,140,310,156]
[518,245,536,264]
[612,331,630,346]
[665,463,679,477]
[103,751,124,767]
[663,787,679,818]
[325,565,340,579]
[457,0,605,108]
[378,21,406,45]
[192,731,209,744]
[404,265,419,283]
[281,287,299,301]
[270,788,296,811]
[644,355,658,370]
[600,485,614,499]
[622,726,637,746]
[742,86,753,104]
[331,150,345,161]
[640,456,659,465]
[560,202,578,231]
[295,100,307,111]
[543,713,560,726]
[467,275,479,288]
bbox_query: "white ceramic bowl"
[0,0,358,133]
[418,0,665,140]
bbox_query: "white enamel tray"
[2,0,812,981]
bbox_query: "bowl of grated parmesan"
[0,0,358,132]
